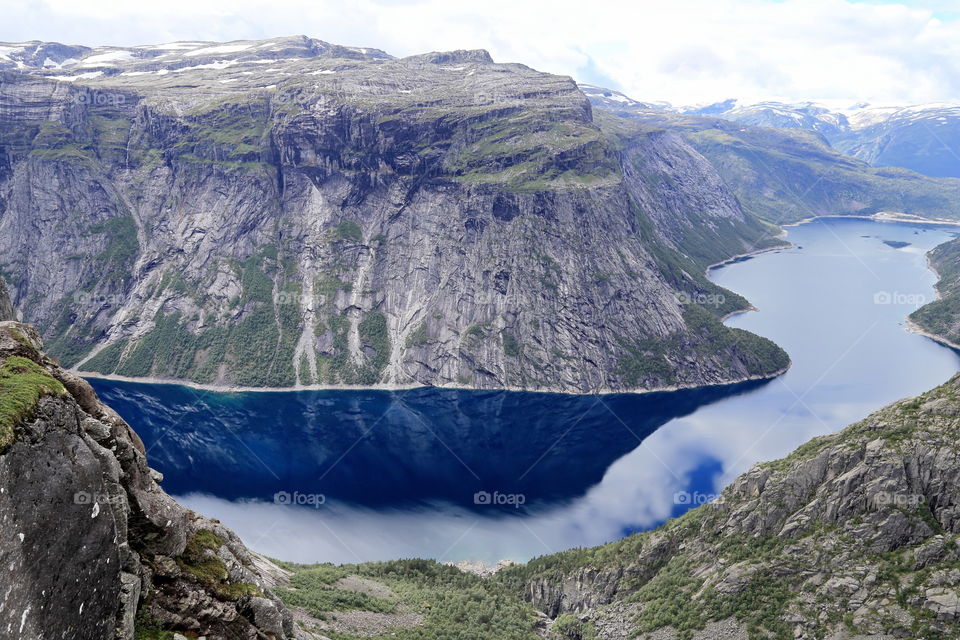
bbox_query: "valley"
[1,22,960,640]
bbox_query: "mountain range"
[584,86,960,179]
[0,36,791,393]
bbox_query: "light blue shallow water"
[90,218,960,564]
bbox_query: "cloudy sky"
[2,0,959,106]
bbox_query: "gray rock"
[0,321,301,639]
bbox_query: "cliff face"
[0,38,787,392]
[500,375,960,639]
[0,318,303,640]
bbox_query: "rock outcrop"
[0,321,304,639]
[0,37,787,393]
[501,374,960,639]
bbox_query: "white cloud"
[1,0,958,106]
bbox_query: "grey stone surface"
[0,321,306,639]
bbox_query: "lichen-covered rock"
[0,321,306,639]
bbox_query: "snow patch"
[184,43,253,57]
[56,71,104,82]
[173,60,237,72]
[81,50,134,65]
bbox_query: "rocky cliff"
[0,312,305,639]
[0,37,787,392]
[498,375,960,639]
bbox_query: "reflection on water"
[89,218,960,564]
[92,378,766,512]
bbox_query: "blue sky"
[1,0,958,105]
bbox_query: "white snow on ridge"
[81,50,134,65]
[173,60,238,72]
[145,42,209,51]
[57,71,104,82]
[184,44,253,57]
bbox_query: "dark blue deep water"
[89,218,960,564]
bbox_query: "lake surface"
[89,218,960,565]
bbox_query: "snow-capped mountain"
[680,99,850,138]
[0,35,392,78]
[578,84,960,178]
[677,98,960,177]
[577,84,668,112]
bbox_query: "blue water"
[89,218,960,564]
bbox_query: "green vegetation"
[356,311,391,384]
[335,219,364,242]
[172,96,271,166]
[28,122,97,166]
[0,355,67,453]
[614,304,789,389]
[551,613,597,640]
[273,564,395,617]
[85,248,304,386]
[501,331,521,357]
[176,530,261,601]
[441,110,620,191]
[83,340,128,373]
[133,610,175,640]
[910,237,960,346]
[405,321,429,348]
[277,559,541,639]
[90,216,140,280]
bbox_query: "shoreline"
[784,212,960,229]
[75,364,791,398]
[76,232,801,398]
[905,318,960,351]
